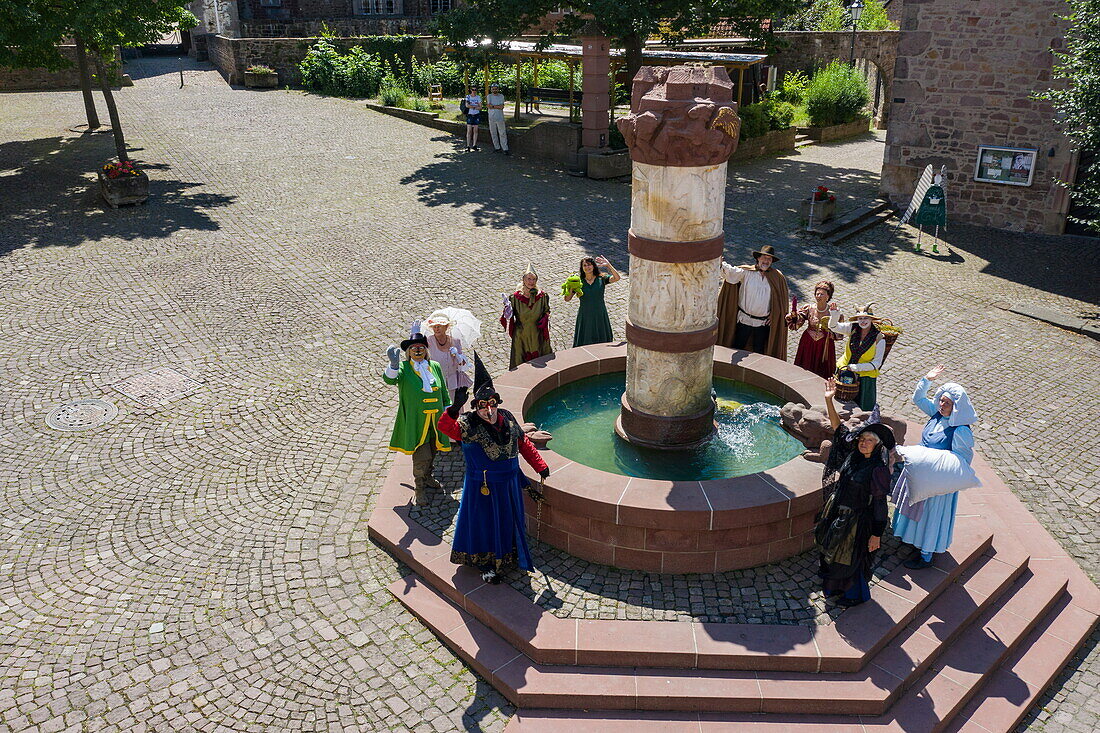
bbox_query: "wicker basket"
[878,318,902,361]
[834,369,860,402]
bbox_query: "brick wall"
[241,0,434,20]
[881,0,1073,234]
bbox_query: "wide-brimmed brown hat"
[851,302,881,321]
[752,245,780,262]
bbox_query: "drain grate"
[46,399,119,431]
[112,367,202,407]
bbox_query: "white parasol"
[419,307,482,350]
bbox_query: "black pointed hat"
[471,351,501,405]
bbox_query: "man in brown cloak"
[716,244,790,360]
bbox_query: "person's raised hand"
[594,255,609,267]
[386,345,402,371]
[829,302,839,311]
[447,386,469,418]
[926,365,946,380]
[824,377,836,400]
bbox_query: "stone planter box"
[799,196,835,226]
[586,149,630,179]
[97,170,149,208]
[243,71,279,89]
[800,116,871,143]
[729,127,798,163]
[363,101,441,126]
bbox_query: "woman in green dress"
[565,256,620,348]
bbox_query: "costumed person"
[420,309,477,401]
[716,244,790,359]
[913,167,947,254]
[788,280,842,379]
[565,255,620,347]
[892,365,977,570]
[832,302,887,411]
[438,353,549,584]
[817,377,894,607]
[501,264,551,369]
[383,328,451,505]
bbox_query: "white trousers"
[488,115,508,151]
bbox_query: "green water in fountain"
[526,372,803,480]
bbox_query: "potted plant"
[98,159,149,207]
[800,185,837,226]
[244,65,279,89]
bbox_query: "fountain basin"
[497,342,827,573]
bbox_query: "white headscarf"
[933,382,977,427]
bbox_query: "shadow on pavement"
[0,134,234,257]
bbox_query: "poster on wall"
[974,145,1037,186]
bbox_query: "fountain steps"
[391,553,1063,716]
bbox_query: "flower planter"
[244,71,279,89]
[586,149,631,179]
[799,116,871,143]
[800,196,835,226]
[98,170,149,208]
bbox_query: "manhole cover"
[45,399,119,431]
[112,367,202,407]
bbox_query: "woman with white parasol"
[417,308,480,401]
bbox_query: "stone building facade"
[881,0,1076,234]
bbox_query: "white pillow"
[897,444,981,503]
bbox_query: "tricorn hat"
[471,351,501,405]
[751,244,780,262]
[400,333,429,351]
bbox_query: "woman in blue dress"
[437,354,549,584]
[893,365,978,569]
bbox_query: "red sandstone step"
[944,590,1099,733]
[374,494,995,673]
[389,549,1036,715]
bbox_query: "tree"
[1043,0,1100,233]
[778,0,896,32]
[0,1,196,160]
[436,0,803,82]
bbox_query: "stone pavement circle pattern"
[0,56,1096,732]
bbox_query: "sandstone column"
[579,21,610,152]
[614,66,741,450]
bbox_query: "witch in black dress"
[816,378,895,606]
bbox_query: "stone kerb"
[493,343,826,573]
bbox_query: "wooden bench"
[525,87,582,121]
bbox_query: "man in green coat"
[384,332,451,504]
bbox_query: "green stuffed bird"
[561,274,584,298]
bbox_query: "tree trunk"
[93,54,128,162]
[74,35,101,130]
[623,33,644,85]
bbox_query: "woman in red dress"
[790,280,841,379]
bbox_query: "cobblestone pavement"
[0,56,1096,732]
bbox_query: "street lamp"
[848,0,864,65]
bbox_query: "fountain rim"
[496,342,827,543]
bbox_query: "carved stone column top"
[616,66,741,167]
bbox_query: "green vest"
[384,360,451,454]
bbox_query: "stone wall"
[767,30,899,125]
[240,0,435,21]
[881,0,1073,234]
[208,33,425,85]
[0,46,121,91]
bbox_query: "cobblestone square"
[1,57,1096,731]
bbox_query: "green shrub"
[338,46,385,98]
[776,70,809,106]
[299,38,342,95]
[804,61,870,127]
[380,74,410,108]
[738,97,796,139]
[408,56,465,97]
[779,0,896,31]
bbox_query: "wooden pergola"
[450,39,768,121]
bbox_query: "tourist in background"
[501,264,551,369]
[788,279,841,379]
[439,354,549,585]
[486,82,510,155]
[420,310,473,401]
[817,378,893,607]
[383,330,451,505]
[892,366,977,569]
[717,245,790,360]
[463,85,482,152]
[832,303,886,411]
[565,255,620,347]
